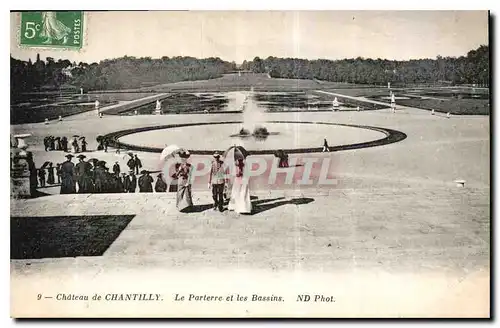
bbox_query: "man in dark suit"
[133,154,143,175]
[126,170,137,193]
[113,161,121,177]
[60,154,76,194]
[75,154,93,193]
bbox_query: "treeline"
[11,55,73,95]
[11,55,237,93]
[71,56,236,90]
[241,45,489,86]
[11,45,489,93]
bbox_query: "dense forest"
[11,55,237,94]
[242,45,489,86]
[11,45,489,94]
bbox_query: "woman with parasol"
[224,145,252,214]
[175,150,194,212]
[80,136,88,152]
[159,144,186,193]
[96,136,104,151]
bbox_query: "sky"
[10,10,489,64]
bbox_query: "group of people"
[43,135,88,153]
[274,149,289,168]
[174,150,252,214]
[53,153,167,194]
[36,162,61,188]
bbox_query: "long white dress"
[228,166,252,214]
[176,162,193,212]
[40,12,71,41]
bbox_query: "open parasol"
[72,135,79,138]
[78,136,86,140]
[40,161,51,169]
[160,145,186,162]
[223,145,249,162]
[158,145,187,178]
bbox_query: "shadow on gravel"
[11,215,135,259]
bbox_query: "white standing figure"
[447,112,451,119]
[44,118,49,125]
[58,115,62,121]
[357,106,360,112]
[95,100,100,116]
[134,110,138,115]
[391,93,396,113]
[156,100,161,111]
[40,12,71,44]
[332,97,339,111]
[431,109,435,115]
[80,88,84,95]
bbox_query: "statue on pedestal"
[155,100,162,114]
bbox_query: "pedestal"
[10,148,32,198]
[11,134,34,198]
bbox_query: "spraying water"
[242,86,266,134]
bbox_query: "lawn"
[11,100,117,124]
[396,98,490,115]
[325,86,490,115]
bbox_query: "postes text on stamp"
[19,11,83,49]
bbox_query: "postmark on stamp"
[19,11,84,49]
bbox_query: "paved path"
[11,186,489,274]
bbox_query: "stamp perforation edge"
[12,11,89,54]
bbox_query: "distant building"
[61,66,74,77]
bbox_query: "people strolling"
[228,158,252,214]
[209,152,225,212]
[176,150,194,212]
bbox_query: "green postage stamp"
[19,11,84,49]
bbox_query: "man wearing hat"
[138,170,153,193]
[120,173,128,193]
[126,153,135,172]
[60,154,76,194]
[176,150,194,212]
[133,154,143,175]
[209,151,226,212]
[126,170,137,193]
[93,160,108,193]
[75,154,93,193]
[113,161,121,177]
